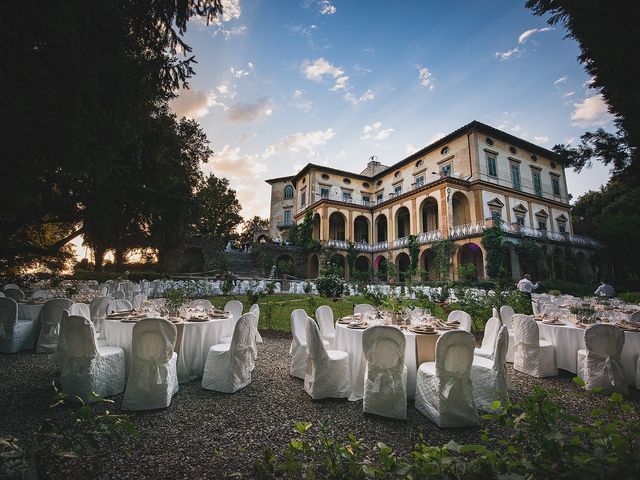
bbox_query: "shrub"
[457,262,477,281]
[618,292,640,304]
[316,274,344,298]
[254,386,640,479]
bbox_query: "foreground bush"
[254,385,640,479]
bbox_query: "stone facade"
[163,237,225,274]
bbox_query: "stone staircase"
[225,251,257,278]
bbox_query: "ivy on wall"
[408,234,420,277]
[481,226,505,279]
[431,239,454,280]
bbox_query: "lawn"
[206,294,447,332]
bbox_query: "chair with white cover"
[290,309,310,379]
[108,299,132,314]
[629,311,640,323]
[3,283,19,291]
[304,317,350,400]
[492,307,499,319]
[111,290,125,300]
[31,290,48,300]
[122,318,179,410]
[4,288,25,302]
[250,304,262,343]
[57,314,126,403]
[474,317,501,360]
[415,330,479,427]
[354,304,376,315]
[447,310,472,332]
[89,296,111,334]
[315,305,336,348]
[0,298,39,353]
[512,314,557,378]
[471,326,510,410]
[0,292,5,298]
[362,326,407,419]
[201,313,254,393]
[188,299,213,310]
[499,305,516,363]
[132,293,147,310]
[36,298,73,353]
[577,324,627,395]
[220,300,244,343]
[69,303,91,320]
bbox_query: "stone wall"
[163,237,225,274]
[253,244,308,279]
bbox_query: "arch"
[354,215,370,243]
[181,247,204,273]
[312,213,321,241]
[276,255,294,278]
[395,252,411,282]
[552,246,566,280]
[395,206,410,239]
[503,241,520,280]
[374,255,388,280]
[420,197,439,233]
[329,253,347,276]
[456,243,484,280]
[284,185,294,199]
[308,253,319,278]
[256,234,268,244]
[354,255,371,280]
[329,212,346,241]
[375,214,388,242]
[420,249,437,281]
[452,191,471,227]
[575,251,591,282]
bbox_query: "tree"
[239,217,270,248]
[193,175,243,242]
[526,1,639,177]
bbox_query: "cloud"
[344,89,374,104]
[291,89,313,111]
[429,132,445,143]
[417,65,434,90]
[207,145,267,177]
[230,62,254,78]
[533,136,549,144]
[353,63,372,76]
[330,75,349,91]
[169,88,222,118]
[518,27,553,44]
[495,47,521,60]
[583,76,596,88]
[562,91,575,98]
[221,25,247,39]
[570,94,614,127]
[226,97,275,123]
[406,144,418,154]
[361,122,394,141]
[319,0,336,15]
[263,128,336,158]
[554,76,567,85]
[302,57,344,83]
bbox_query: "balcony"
[448,221,485,239]
[276,221,294,229]
[499,222,601,248]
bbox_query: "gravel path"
[1,332,639,479]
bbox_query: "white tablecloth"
[538,322,640,385]
[103,317,232,383]
[334,323,417,401]
[18,304,43,322]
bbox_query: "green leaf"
[573,376,586,387]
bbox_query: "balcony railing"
[276,221,294,229]
[449,221,485,238]
[499,222,601,247]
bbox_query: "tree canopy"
[0,1,237,274]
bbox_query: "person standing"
[594,279,615,297]
[516,274,539,298]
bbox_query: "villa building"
[265,121,601,281]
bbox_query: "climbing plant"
[515,238,544,277]
[346,242,358,276]
[481,226,505,279]
[431,239,454,280]
[408,234,420,277]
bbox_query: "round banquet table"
[103,316,232,383]
[538,321,640,385]
[334,323,418,402]
[18,304,43,322]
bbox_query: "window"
[321,173,330,180]
[510,163,521,191]
[415,160,424,168]
[284,210,292,224]
[516,215,525,226]
[486,155,497,177]
[376,193,383,202]
[509,146,517,154]
[486,137,494,146]
[320,187,329,198]
[415,175,425,187]
[362,182,370,188]
[532,170,542,195]
[394,184,402,195]
[551,176,561,195]
[491,210,502,222]
[538,220,547,230]
[394,171,401,178]
[440,163,452,176]
[440,146,449,155]
[362,195,370,204]
[342,191,352,202]
[301,191,306,206]
[284,185,294,199]
[558,224,566,233]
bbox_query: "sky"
[167,0,613,224]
